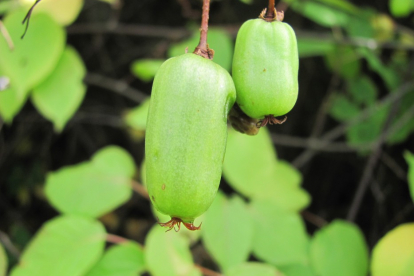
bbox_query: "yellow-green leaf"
[19,0,84,26]
[371,223,414,276]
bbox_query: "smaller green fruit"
[232,14,299,124]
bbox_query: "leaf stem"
[106,234,130,244]
[193,0,214,59]
[131,180,149,199]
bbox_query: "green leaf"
[387,91,414,145]
[279,264,316,276]
[45,146,135,218]
[329,94,360,121]
[238,0,253,4]
[297,37,335,58]
[0,10,65,99]
[0,0,16,15]
[249,200,309,267]
[124,98,151,130]
[225,262,285,276]
[0,85,29,123]
[223,128,310,212]
[346,104,389,147]
[10,215,105,276]
[0,243,7,276]
[202,192,253,272]
[85,242,145,276]
[345,9,376,39]
[404,151,414,203]
[348,76,377,106]
[145,225,201,276]
[358,48,400,90]
[371,223,414,276]
[31,46,86,132]
[168,28,233,71]
[19,0,84,26]
[290,0,350,27]
[131,59,164,82]
[310,220,369,276]
[389,0,414,17]
[325,46,360,79]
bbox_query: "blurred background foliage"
[1,0,414,275]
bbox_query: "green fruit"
[145,53,236,229]
[232,18,299,120]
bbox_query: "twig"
[382,203,414,235]
[195,264,222,276]
[66,22,414,51]
[370,178,385,203]
[72,112,124,128]
[301,210,328,228]
[0,20,14,51]
[310,74,340,138]
[380,152,408,182]
[293,80,414,168]
[67,23,190,40]
[131,180,149,199]
[271,134,354,152]
[0,230,21,259]
[84,73,148,103]
[176,0,200,19]
[346,97,402,222]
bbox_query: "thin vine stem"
[193,0,213,59]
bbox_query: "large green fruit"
[232,18,299,120]
[145,53,236,229]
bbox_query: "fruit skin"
[232,18,299,119]
[145,53,236,223]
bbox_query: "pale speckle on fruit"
[161,184,166,190]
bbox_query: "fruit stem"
[265,0,275,20]
[193,0,214,59]
[260,0,284,22]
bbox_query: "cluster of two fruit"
[145,9,299,231]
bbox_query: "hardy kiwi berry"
[145,53,236,231]
[232,8,299,126]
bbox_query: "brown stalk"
[193,0,214,59]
